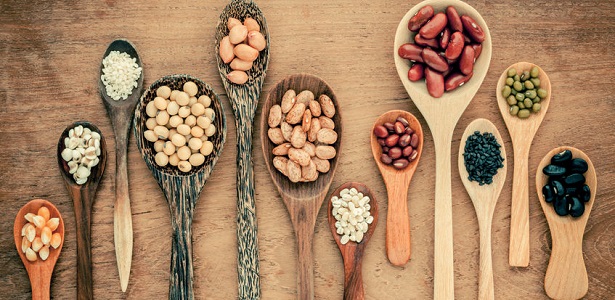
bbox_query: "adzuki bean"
[373,116,420,169]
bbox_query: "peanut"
[219,36,235,64]
[227,70,248,84]
[230,58,253,71]
[248,31,266,51]
[244,17,260,32]
[233,44,259,62]
[229,25,248,44]
[227,17,242,30]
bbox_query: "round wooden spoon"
[458,119,507,300]
[536,146,596,300]
[327,182,379,300]
[57,121,107,300]
[394,1,492,298]
[496,62,552,267]
[370,110,423,266]
[14,199,65,300]
[261,73,342,300]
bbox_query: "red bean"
[419,13,448,39]
[398,134,411,147]
[425,67,444,98]
[383,122,395,132]
[373,125,388,138]
[410,133,420,148]
[381,154,392,164]
[389,147,402,159]
[385,134,399,147]
[471,43,482,59]
[377,138,386,146]
[422,48,448,72]
[393,159,409,169]
[440,28,450,49]
[408,63,424,82]
[403,146,414,157]
[405,127,414,135]
[394,121,405,134]
[398,43,424,62]
[446,6,463,33]
[444,71,473,92]
[445,32,464,60]
[414,34,439,49]
[461,15,485,43]
[408,5,434,32]
[459,45,475,75]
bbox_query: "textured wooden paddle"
[134,75,227,299]
[394,1,492,298]
[327,182,379,300]
[536,146,596,300]
[369,110,423,266]
[57,121,107,300]
[98,38,143,292]
[215,1,270,297]
[14,199,65,300]
[261,74,342,300]
[496,62,552,267]
[458,119,507,300]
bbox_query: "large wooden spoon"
[14,199,65,300]
[57,121,107,300]
[98,38,143,292]
[458,119,507,300]
[261,74,342,299]
[369,110,423,266]
[536,146,596,300]
[394,0,492,298]
[496,62,552,267]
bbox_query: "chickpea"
[177,124,191,136]
[157,85,172,99]
[156,111,170,126]
[163,141,176,156]
[188,137,203,151]
[189,153,205,166]
[154,140,165,152]
[176,92,190,106]
[178,106,191,118]
[200,141,214,156]
[146,118,157,130]
[169,115,183,128]
[183,81,198,97]
[171,134,186,147]
[154,97,168,110]
[191,103,205,116]
[191,126,204,138]
[197,116,211,129]
[198,95,211,107]
[178,161,192,172]
[169,153,180,166]
[167,101,180,116]
[205,124,216,137]
[155,152,169,166]
[146,101,157,118]
[177,146,191,161]
[184,115,197,127]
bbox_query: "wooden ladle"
[14,199,65,300]
[57,121,107,300]
[496,62,552,267]
[536,146,596,300]
[394,1,492,298]
[261,74,342,299]
[458,119,507,300]
[370,110,423,266]
[98,38,143,292]
[327,182,379,300]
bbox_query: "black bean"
[551,149,572,166]
[543,164,566,176]
[564,173,585,186]
[568,158,588,174]
[551,180,565,197]
[580,185,591,202]
[568,196,584,217]
[554,196,569,216]
[542,184,554,203]
[565,186,578,197]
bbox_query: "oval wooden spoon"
[536,146,596,300]
[496,62,552,267]
[134,74,227,299]
[215,1,270,297]
[57,121,107,300]
[458,119,507,300]
[369,110,423,266]
[98,38,143,292]
[327,182,379,300]
[14,199,65,300]
[261,73,342,299]
[394,1,492,297]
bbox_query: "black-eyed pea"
[191,103,205,116]
[177,124,191,136]
[156,110,170,126]
[178,106,191,118]
[200,140,214,156]
[183,81,198,97]
[227,70,249,84]
[155,152,169,167]
[309,100,322,117]
[176,92,190,106]
[191,126,204,138]
[268,104,282,128]
[205,124,216,137]
[227,17,242,30]
[317,128,338,144]
[154,97,168,110]
[319,116,335,129]
[302,160,318,181]
[197,116,211,129]
[229,25,248,44]
[198,95,211,107]
[171,134,186,147]
[146,101,157,118]
[188,96,197,107]
[146,118,157,130]
[303,142,316,157]
[177,146,191,161]
[290,125,307,148]
[163,141,176,156]
[312,157,330,173]
[204,108,215,120]
[308,118,321,142]
[315,145,336,159]
[154,140,165,152]
[169,153,180,166]
[268,128,285,145]
[319,94,336,118]
[287,160,302,183]
[272,143,292,156]
[154,126,169,139]
[185,115,197,127]
[178,161,192,172]
[302,109,312,132]
[167,101,180,115]
[244,17,260,32]
[247,31,266,51]
[170,90,179,101]
[230,58,253,71]
[157,86,171,99]
[281,90,296,113]
[286,102,305,125]
[189,153,205,166]
[144,130,158,142]
[188,137,202,151]
[281,121,293,141]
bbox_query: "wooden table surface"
[1,0,613,299]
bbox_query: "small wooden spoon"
[57,121,107,300]
[261,73,342,299]
[369,110,423,266]
[458,119,507,300]
[535,146,596,300]
[98,38,143,292]
[496,62,552,267]
[327,182,379,300]
[14,199,65,300]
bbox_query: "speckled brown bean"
[309,100,321,117]
[281,90,296,113]
[302,109,312,132]
[410,134,419,148]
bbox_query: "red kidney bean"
[385,134,399,147]
[381,153,392,164]
[410,133,419,148]
[446,6,463,33]
[377,138,386,146]
[403,145,414,157]
[461,15,485,43]
[393,159,409,169]
[459,45,475,75]
[398,43,424,62]
[405,127,414,135]
[389,147,402,159]
[439,28,450,49]
[383,122,395,132]
[425,67,444,98]
[394,121,405,134]
[419,13,447,39]
[398,134,411,147]
[408,63,424,82]
[408,5,434,32]
[421,48,448,72]
[463,33,472,44]
[445,32,464,60]
[444,71,473,92]
[373,125,388,138]
[471,43,482,59]
[414,34,439,49]
[442,67,453,78]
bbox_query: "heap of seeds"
[101,51,142,101]
[463,131,504,185]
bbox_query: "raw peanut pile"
[20,206,62,262]
[268,89,338,183]
[219,17,266,84]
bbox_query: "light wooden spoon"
[394,1,492,297]
[370,110,423,266]
[536,146,596,300]
[496,62,552,267]
[14,199,65,300]
[458,119,507,300]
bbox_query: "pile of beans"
[100,51,142,101]
[331,188,374,245]
[501,66,548,118]
[398,5,484,98]
[267,89,338,183]
[373,117,419,170]
[542,150,591,217]
[20,206,62,262]
[463,131,504,185]
[219,17,266,84]
[60,125,102,185]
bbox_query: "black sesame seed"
[463,131,505,185]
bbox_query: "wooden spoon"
[327,182,379,300]
[496,62,552,267]
[394,1,492,297]
[458,119,507,300]
[215,1,270,297]
[98,38,143,292]
[134,75,227,299]
[261,73,342,299]
[369,110,423,266]
[14,199,65,300]
[535,146,596,300]
[57,121,107,300]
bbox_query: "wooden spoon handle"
[169,215,195,300]
[72,188,94,300]
[477,216,495,300]
[545,228,588,300]
[509,143,531,267]
[113,136,133,292]
[342,249,365,300]
[289,202,317,300]
[28,266,52,300]
[384,181,411,266]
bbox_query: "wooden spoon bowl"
[535,146,596,300]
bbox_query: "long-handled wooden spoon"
[261,74,342,299]
[536,146,596,300]
[458,119,507,300]
[370,110,423,266]
[98,38,143,292]
[394,1,492,298]
[496,62,552,267]
[14,199,65,300]
[215,1,270,297]
[327,182,379,300]
[134,75,227,299]
[57,121,107,300]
